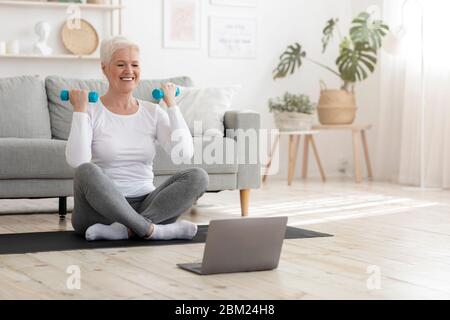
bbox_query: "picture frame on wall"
[163,0,201,49]
[209,16,257,59]
[210,0,257,7]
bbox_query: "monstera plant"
[273,12,389,125]
[274,12,389,92]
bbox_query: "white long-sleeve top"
[65,99,194,197]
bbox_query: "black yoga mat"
[0,225,332,255]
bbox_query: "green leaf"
[336,11,388,84]
[336,43,377,82]
[322,18,339,53]
[268,92,316,114]
[350,12,389,50]
[273,43,306,80]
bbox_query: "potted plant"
[273,12,389,125]
[269,92,315,131]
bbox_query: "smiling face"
[102,46,141,94]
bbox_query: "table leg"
[310,135,326,182]
[361,130,374,180]
[288,135,300,186]
[352,130,362,183]
[302,135,310,179]
[262,134,280,183]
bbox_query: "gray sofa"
[0,75,260,218]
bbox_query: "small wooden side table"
[263,131,326,185]
[312,124,373,183]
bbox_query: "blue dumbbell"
[152,87,181,101]
[60,90,99,103]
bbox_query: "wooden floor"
[1,177,450,300]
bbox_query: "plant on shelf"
[268,92,316,131]
[273,11,389,125]
[269,92,315,114]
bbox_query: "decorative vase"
[273,111,313,132]
[317,89,357,125]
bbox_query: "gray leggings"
[71,162,209,238]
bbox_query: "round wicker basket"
[317,89,357,125]
[61,19,99,55]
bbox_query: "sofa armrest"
[224,110,261,190]
[224,110,260,133]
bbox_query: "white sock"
[85,222,129,241]
[149,220,198,240]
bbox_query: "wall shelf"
[0,0,123,59]
[0,0,124,10]
[0,53,100,60]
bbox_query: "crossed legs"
[71,163,209,241]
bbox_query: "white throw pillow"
[159,86,240,137]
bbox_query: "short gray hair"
[100,36,140,65]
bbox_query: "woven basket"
[317,89,357,125]
[273,111,313,132]
[61,19,99,55]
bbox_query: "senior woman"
[65,36,208,241]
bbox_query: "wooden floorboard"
[1,177,450,299]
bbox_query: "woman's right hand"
[69,90,89,113]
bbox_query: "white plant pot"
[273,111,313,132]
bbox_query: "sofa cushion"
[45,76,194,140]
[153,137,238,175]
[45,76,108,141]
[159,85,240,137]
[132,76,194,103]
[0,179,74,198]
[0,76,51,139]
[0,138,74,179]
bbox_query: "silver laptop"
[177,216,288,275]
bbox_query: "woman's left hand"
[162,82,177,108]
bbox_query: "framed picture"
[209,17,257,59]
[164,0,201,49]
[210,0,257,7]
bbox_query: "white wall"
[351,0,384,180]
[0,0,356,179]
